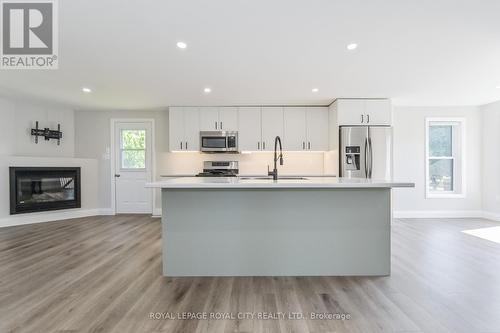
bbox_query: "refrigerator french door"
[339,126,392,179]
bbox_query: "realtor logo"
[1,0,58,69]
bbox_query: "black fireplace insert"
[9,167,81,214]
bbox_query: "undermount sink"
[239,177,309,180]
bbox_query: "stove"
[196,161,239,177]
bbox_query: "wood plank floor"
[1,215,500,333]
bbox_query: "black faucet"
[268,136,283,180]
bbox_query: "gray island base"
[161,185,395,277]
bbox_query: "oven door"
[200,132,228,152]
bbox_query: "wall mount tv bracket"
[31,121,63,145]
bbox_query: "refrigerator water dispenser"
[344,146,360,171]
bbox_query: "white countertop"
[146,177,414,189]
[160,174,337,177]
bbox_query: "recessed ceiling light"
[346,43,358,50]
[82,87,91,93]
[312,88,319,93]
[203,87,212,93]
[176,41,187,49]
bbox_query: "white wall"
[0,95,102,227]
[392,106,483,217]
[0,96,75,157]
[481,101,500,220]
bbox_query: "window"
[120,130,146,169]
[425,118,465,198]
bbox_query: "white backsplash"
[158,151,337,177]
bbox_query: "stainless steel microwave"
[200,131,238,153]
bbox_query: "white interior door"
[114,121,153,213]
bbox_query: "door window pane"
[120,129,146,169]
[429,125,452,157]
[429,159,453,191]
[121,130,146,149]
[121,150,146,169]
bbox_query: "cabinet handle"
[180,142,183,150]
[303,142,305,150]
[220,121,223,129]
[361,114,364,123]
[308,142,311,150]
[215,121,217,129]
[185,141,188,150]
[367,114,370,123]
[263,142,266,150]
[258,142,260,150]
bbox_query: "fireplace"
[9,167,81,214]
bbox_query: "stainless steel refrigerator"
[339,126,392,179]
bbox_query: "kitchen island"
[146,177,414,277]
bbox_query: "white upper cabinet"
[183,107,200,151]
[364,99,392,125]
[336,100,366,125]
[336,99,392,126]
[169,107,185,151]
[238,107,262,151]
[199,107,219,131]
[219,107,238,130]
[283,107,307,151]
[282,107,329,151]
[261,107,283,151]
[306,107,329,151]
[168,107,200,151]
[199,107,239,131]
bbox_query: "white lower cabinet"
[168,107,199,151]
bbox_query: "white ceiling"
[1,0,500,110]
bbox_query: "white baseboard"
[394,210,484,219]
[483,211,500,222]
[152,208,162,218]
[0,208,115,228]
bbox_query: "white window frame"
[425,117,466,199]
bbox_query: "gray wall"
[74,109,168,211]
